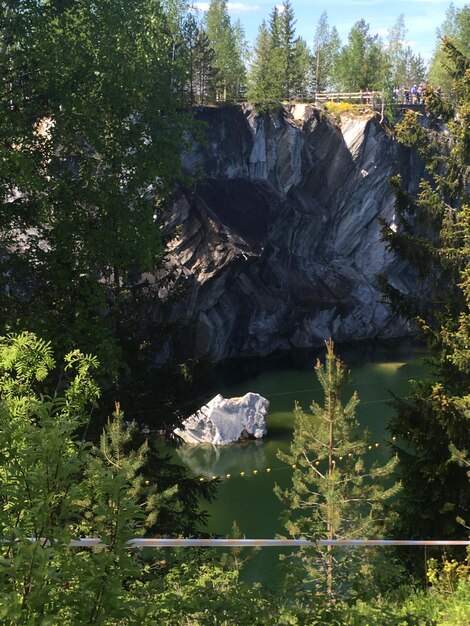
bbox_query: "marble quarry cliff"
[158,104,423,362]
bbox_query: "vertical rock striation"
[160,104,423,362]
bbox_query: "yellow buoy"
[226,473,231,479]
[292,464,297,469]
[253,469,258,474]
[240,471,245,477]
[266,468,271,473]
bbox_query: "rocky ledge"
[158,104,423,362]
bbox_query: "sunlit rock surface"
[159,104,424,362]
[174,392,269,446]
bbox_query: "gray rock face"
[161,104,423,362]
[174,392,269,445]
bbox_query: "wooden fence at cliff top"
[314,91,383,104]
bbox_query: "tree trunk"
[327,354,334,598]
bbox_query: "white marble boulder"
[174,392,269,445]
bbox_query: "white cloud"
[330,0,387,5]
[195,2,261,12]
[228,2,261,12]
[275,4,285,13]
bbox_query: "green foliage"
[247,1,312,104]
[2,333,470,624]
[0,0,189,381]
[0,332,209,624]
[385,14,427,89]
[427,547,470,593]
[429,4,470,94]
[247,21,282,103]
[380,39,470,550]
[148,558,275,625]
[342,553,470,625]
[337,19,386,91]
[275,340,400,599]
[277,0,297,99]
[291,37,314,101]
[204,0,246,101]
[313,13,341,93]
[193,26,219,105]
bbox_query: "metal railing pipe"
[23,538,470,548]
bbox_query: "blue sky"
[195,1,468,63]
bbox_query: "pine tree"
[275,340,399,598]
[0,332,147,623]
[379,38,470,546]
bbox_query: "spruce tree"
[266,5,286,100]
[275,340,399,598]
[278,0,297,99]
[248,3,312,104]
[247,21,283,103]
[379,38,470,545]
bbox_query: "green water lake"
[163,340,428,584]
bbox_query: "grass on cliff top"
[323,101,375,118]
